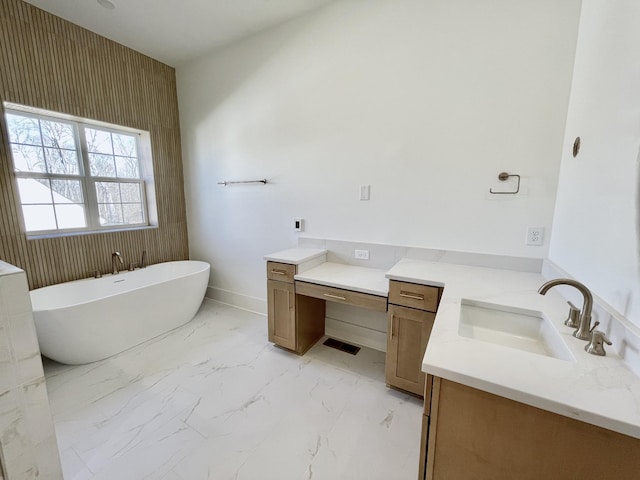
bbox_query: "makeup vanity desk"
[265,248,441,396]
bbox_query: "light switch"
[360,185,371,201]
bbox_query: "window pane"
[51,180,83,204]
[120,183,142,203]
[55,204,86,229]
[95,182,121,203]
[89,153,116,177]
[85,128,113,154]
[122,203,144,224]
[17,178,53,204]
[11,145,46,173]
[6,113,42,145]
[98,204,123,225]
[40,120,76,149]
[22,205,56,231]
[113,133,137,157]
[115,156,140,178]
[6,107,151,234]
[45,148,80,175]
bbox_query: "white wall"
[178,0,581,303]
[549,0,640,328]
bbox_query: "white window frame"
[3,103,155,237]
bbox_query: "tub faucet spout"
[538,278,593,340]
[112,251,124,275]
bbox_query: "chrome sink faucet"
[112,251,124,275]
[538,278,593,340]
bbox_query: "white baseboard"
[325,317,386,352]
[206,286,267,316]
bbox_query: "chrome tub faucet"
[112,251,124,275]
[538,278,593,340]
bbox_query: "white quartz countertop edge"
[0,261,24,276]
[386,258,640,440]
[264,248,327,265]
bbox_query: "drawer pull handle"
[324,293,347,301]
[271,270,287,275]
[400,291,424,301]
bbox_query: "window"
[4,104,153,235]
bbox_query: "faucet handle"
[87,269,102,279]
[565,301,580,328]
[585,327,613,356]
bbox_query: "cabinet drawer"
[267,261,296,283]
[389,280,440,312]
[295,281,388,312]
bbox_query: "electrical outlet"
[294,218,304,232]
[355,249,370,260]
[526,227,544,246]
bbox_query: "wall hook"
[489,172,520,194]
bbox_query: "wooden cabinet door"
[385,304,435,396]
[426,378,640,480]
[267,280,296,351]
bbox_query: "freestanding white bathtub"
[30,260,210,365]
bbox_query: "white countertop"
[295,262,388,297]
[386,258,640,439]
[264,248,327,265]
[0,261,23,277]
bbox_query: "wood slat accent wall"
[0,0,189,289]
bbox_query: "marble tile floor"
[43,299,423,480]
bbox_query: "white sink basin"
[458,299,574,362]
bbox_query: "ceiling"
[22,0,336,67]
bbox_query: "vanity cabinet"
[419,377,640,480]
[386,280,440,396]
[266,262,325,355]
[267,279,296,351]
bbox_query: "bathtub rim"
[30,260,210,312]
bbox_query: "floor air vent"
[323,338,360,355]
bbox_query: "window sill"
[26,224,158,240]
